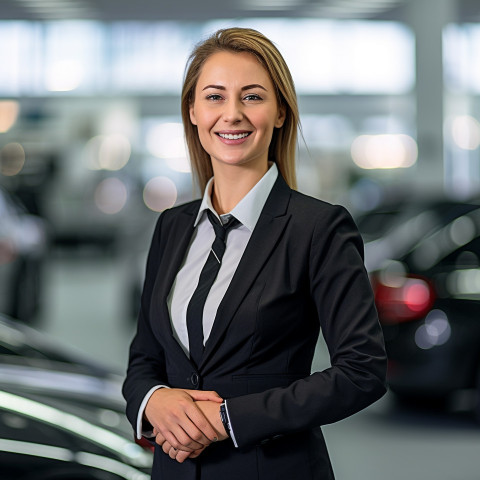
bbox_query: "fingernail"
[213,437,218,442]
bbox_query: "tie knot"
[206,210,238,240]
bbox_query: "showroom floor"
[36,254,480,480]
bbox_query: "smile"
[217,132,251,140]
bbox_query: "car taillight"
[372,273,436,324]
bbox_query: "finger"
[189,446,206,459]
[169,447,177,460]
[162,442,204,462]
[181,418,215,446]
[161,409,214,449]
[162,423,205,451]
[160,427,197,452]
[175,450,192,463]
[153,401,209,450]
[185,390,223,403]
[175,422,208,450]
[155,433,166,446]
[184,405,219,443]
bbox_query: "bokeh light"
[98,134,131,170]
[94,177,128,215]
[165,156,192,173]
[379,260,407,288]
[45,59,84,92]
[143,176,177,212]
[449,215,475,247]
[84,134,131,171]
[415,310,451,350]
[351,134,418,169]
[0,100,20,133]
[146,123,190,173]
[451,115,480,150]
[0,142,26,176]
[447,268,480,296]
[404,281,431,312]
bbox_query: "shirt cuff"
[224,400,238,448]
[136,385,169,440]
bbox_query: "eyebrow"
[201,84,267,92]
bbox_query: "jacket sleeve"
[122,213,169,431]
[226,205,387,448]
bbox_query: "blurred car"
[0,314,153,478]
[0,312,117,379]
[360,198,480,419]
[0,382,152,480]
[0,186,48,322]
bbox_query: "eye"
[243,93,262,101]
[206,94,223,101]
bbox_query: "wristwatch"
[219,402,231,437]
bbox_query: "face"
[189,51,285,172]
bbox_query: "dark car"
[0,314,153,478]
[0,186,47,322]
[0,382,152,480]
[360,199,480,419]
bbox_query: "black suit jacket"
[123,174,387,480]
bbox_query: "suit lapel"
[200,175,292,368]
[151,202,198,358]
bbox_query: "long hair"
[181,27,299,192]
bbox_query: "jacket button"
[190,373,199,388]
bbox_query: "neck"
[211,162,269,214]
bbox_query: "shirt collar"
[194,162,278,231]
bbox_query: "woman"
[123,27,387,480]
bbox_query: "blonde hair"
[181,27,299,191]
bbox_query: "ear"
[189,104,197,125]
[275,104,286,128]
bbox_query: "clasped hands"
[144,388,228,463]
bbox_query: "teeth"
[218,132,250,140]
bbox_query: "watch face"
[219,403,230,434]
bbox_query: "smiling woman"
[181,28,299,193]
[123,27,387,480]
[188,51,286,212]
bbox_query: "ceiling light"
[313,0,403,14]
[45,60,84,92]
[242,0,304,9]
[16,0,88,5]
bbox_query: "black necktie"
[186,210,239,367]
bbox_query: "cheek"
[194,107,216,130]
[196,128,212,153]
[194,111,215,151]
[254,111,280,134]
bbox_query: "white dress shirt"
[136,163,279,446]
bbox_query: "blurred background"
[1,0,480,479]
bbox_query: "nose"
[222,98,243,123]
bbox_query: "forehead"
[196,50,273,87]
